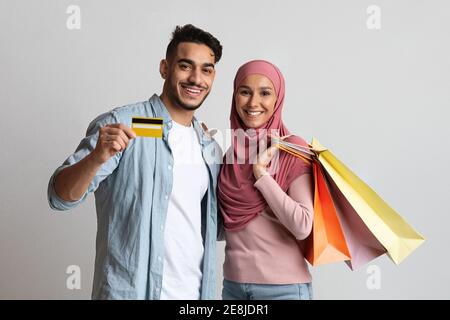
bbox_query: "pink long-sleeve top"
[223,170,314,284]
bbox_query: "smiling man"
[47,24,223,300]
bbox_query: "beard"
[166,80,210,111]
[170,90,210,111]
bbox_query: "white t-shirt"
[160,120,209,300]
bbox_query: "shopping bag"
[323,169,387,270]
[310,138,425,265]
[304,161,352,265]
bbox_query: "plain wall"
[1,0,449,299]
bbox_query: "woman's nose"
[247,94,260,108]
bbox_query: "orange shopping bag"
[304,161,352,265]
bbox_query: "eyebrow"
[177,58,215,69]
[239,85,273,90]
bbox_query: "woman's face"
[235,74,277,129]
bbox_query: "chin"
[182,103,202,111]
[243,121,262,129]
[170,91,203,111]
[178,98,204,110]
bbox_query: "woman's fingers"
[267,132,293,141]
[280,134,293,140]
[258,145,279,166]
[201,122,217,137]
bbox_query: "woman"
[218,60,314,300]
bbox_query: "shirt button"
[168,165,172,170]
[165,195,168,200]
[160,225,164,231]
[157,256,162,261]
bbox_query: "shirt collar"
[149,94,211,146]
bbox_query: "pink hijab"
[218,60,311,231]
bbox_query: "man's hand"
[91,123,137,164]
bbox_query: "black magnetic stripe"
[132,118,163,125]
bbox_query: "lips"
[180,84,204,98]
[245,110,264,117]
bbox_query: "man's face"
[161,42,216,111]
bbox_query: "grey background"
[1,0,449,299]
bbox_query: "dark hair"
[166,24,222,63]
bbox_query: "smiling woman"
[218,60,315,300]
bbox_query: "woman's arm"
[254,173,314,240]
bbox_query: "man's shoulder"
[88,97,159,128]
[111,99,153,120]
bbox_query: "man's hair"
[166,24,222,63]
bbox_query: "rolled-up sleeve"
[47,110,123,211]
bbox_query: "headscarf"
[218,60,311,231]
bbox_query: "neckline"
[172,120,193,129]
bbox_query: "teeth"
[184,87,201,94]
[247,111,263,116]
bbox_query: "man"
[47,24,223,299]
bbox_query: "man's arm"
[53,150,103,201]
[54,123,136,202]
[48,109,138,210]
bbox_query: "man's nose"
[187,68,202,86]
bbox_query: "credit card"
[131,117,163,138]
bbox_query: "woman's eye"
[262,91,271,96]
[240,90,250,96]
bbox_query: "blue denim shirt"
[47,94,222,299]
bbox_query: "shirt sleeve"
[254,171,314,240]
[47,110,123,211]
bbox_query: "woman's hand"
[253,134,292,180]
[253,145,278,180]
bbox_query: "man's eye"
[203,68,213,74]
[180,64,190,70]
